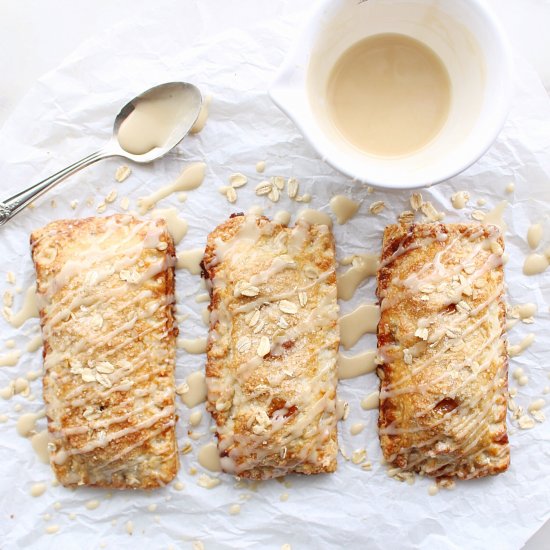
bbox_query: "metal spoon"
[0,81,202,226]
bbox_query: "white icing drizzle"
[198,442,222,472]
[31,215,177,484]
[340,304,380,349]
[338,350,377,379]
[377,224,509,478]
[527,223,543,249]
[0,350,21,367]
[190,95,212,134]
[296,209,333,228]
[379,239,423,270]
[178,371,207,408]
[361,391,379,410]
[138,162,206,214]
[523,253,549,275]
[178,337,207,354]
[189,410,202,427]
[17,410,45,437]
[26,335,42,353]
[0,377,29,399]
[248,205,264,216]
[329,195,360,224]
[204,215,339,477]
[249,255,298,286]
[511,368,527,386]
[337,254,379,301]
[274,211,291,226]
[483,200,507,232]
[509,333,535,357]
[176,249,204,274]
[197,474,220,489]
[9,284,39,328]
[210,215,262,266]
[152,208,188,244]
[350,423,365,436]
[30,483,47,497]
[450,191,469,209]
[381,290,502,395]
[31,430,50,464]
[256,161,266,173]
[85,499,100,510]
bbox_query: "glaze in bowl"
[269,0,513,189]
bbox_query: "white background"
[0,1,548,548]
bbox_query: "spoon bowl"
[111,82,202,163]
[0,81,203,225]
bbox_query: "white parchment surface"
[0,2,549,549]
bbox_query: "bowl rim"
[269,0,515,190]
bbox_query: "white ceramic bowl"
[269,0,513,189]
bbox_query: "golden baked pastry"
[377,223,509,480]
[203,214,339,480]
[31,214,178,489]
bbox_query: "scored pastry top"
[203,214,339,479]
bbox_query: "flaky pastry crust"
[203,214,339,479]
[31,214,178,489]
[377,223,509,480]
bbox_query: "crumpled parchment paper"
[0,1,549,549]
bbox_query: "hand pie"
[377,223,509,480]
[203,214,339,480]
[31,215,178,489]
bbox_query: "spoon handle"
[0,149,111,226]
